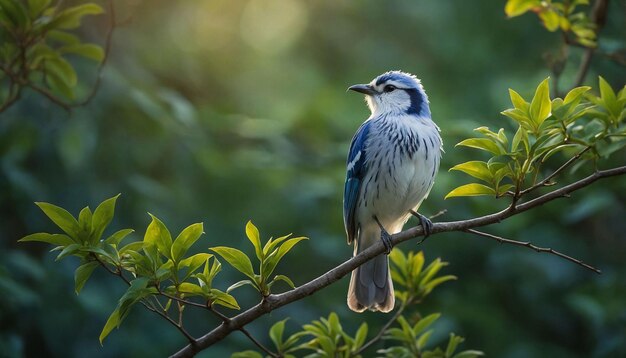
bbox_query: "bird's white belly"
[357,153,436,234]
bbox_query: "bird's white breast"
[356,114,441,234]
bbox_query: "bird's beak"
[348,84,377,96]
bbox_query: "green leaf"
[92,194,120,243]
[35,202,80,239]
[262,234,292,257]
[78,206,93,235]
[59,43,104,62]
[414,313,441,335]
[353,322,368,350]
[45,55,78,87]
[446,334,465,357]
[47,30,80,45]
[245,220,264,261]
[511,125,529,153]
[529,78,551,127]
[269,274,296,290]
[19,233,75,246]
[227,279,257,293]
[178,282,205,296]
[564,86,592,105]
[453,350,485,358]
[269,318,288,351]
[28,0,51,18]
[99,308,120,345]
[179,253,212,277]
[505,0,541,17]
[45,3,104,30]
[232,351,263,358]
[104,229,134,246]
[211,246,256,280]
[417,329,433,350]
[55,243,81,261]
[509,88,529,111]
[539,10,560,31]
[445,183,496,199]
[449,161,493,183]
[171,222,204,262]
[74,261,99,294]
[456,138,502,155]
[599,76,620,118]
[262,237,308,279]
[501,108,532,127]
[210,289,240,310]
[144,214,173,260]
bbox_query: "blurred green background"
[1,0,625,357]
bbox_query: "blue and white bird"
[344,71,442,313]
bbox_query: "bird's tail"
[347,228,395,313]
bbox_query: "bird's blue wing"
[343,120,371,244]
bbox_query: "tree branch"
[573,0,609,87]
[170,165,626,358]
[464,229,600,273]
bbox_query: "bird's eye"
[383,85,396,93]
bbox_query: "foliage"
[2,0,625,357]
[233,248,479,358]
[505,0,597,47]
[0,0,105,109]
[446,77,626,199]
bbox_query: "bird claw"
[373,215,393,254]
[410,210,433,244]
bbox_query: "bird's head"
[348,71,430,117]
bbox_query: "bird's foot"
[373,215,393,254]
[410,210,433,244]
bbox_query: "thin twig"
[573,0,609,88]
[71,0,116,107]
[170,165,626,358]
[239,328,279,358]
[520,146,591,196]
[91,255,197,344]
[464,229,601,274]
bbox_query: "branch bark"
[170,165,626,358]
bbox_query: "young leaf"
[104,229,134,246]
[91,194,120,243]
[505,0,541,17]
[508,88,529,111]
[78,206,93,235]
[74,261,99,294]
[144,214,173,260]
[414,313,441,335]
[35,202,80,239]
[449,161,493,183]
[56,243,81,261]
[417,329,434,350]
[529,78,551,127]
[269,274,296,290]
[211,246,256,280]
[59,43,104,62]
[245,221,264,261]
[19,233,75,246]
[171,222,204,262]
[269,318,288,351]
[598,76,620,118]
[456,138,502,155]
[210,289,240,310]
[353,322,368,350]
[445,183,496,199]
[44,3,104,30]
[99,308,121,345]
[227,279,257,293]
[178,282,205,296]
[262,237,308,279]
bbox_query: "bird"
[343,70,442,313]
